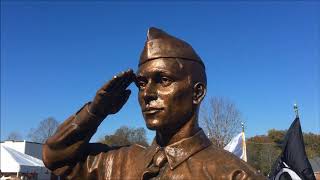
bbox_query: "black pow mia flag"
[269,117,315,180]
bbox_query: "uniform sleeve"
[42,103,112,179]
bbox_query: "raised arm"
[42,69,135,178]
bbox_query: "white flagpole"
[294,103,299,118]
[241,122,247,162]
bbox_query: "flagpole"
[293,103,299,118]
[241,122,247,162]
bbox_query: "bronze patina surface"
[42,27,265,180]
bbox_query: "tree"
[247,136,281,176]
[200,97,243,148]
[267,129,286,146]
[302,132,320,159]
[6,131,23,141]
[28,117,59,143]
[100,126,148,147]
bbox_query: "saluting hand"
[89,69,135,118]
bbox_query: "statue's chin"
[145,119,161,131]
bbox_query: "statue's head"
[136,27,207,132]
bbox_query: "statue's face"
[136,58,194,131]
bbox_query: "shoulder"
[125,143,147,155]
[191,145,265,179]
[85,143,146,158]
[86,143,147,166]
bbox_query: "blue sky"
[1,1,319,143]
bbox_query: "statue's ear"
[193,82,206,105]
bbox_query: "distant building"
[1,140,43,160]
[0,140,58,180]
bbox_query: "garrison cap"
[139,27,205,69]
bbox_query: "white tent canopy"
[0,144,47,174]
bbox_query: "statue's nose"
[143,82,157,104]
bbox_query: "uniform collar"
[144,129,212,170]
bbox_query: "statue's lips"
[142,107,164,115]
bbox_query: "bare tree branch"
[6,131,23,141]
[28,117,59,143]
[200,97,243,148]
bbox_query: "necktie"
[142,148,168,180]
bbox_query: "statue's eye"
[135,76,148,89]
[137,80,147,89]
[160,76,172,87]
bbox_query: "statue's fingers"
[100,69,132,92]
[111,70,134,92]
[115,74,134,92]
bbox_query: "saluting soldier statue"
[43,27,264,180]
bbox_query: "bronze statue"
[43,27,265,180]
